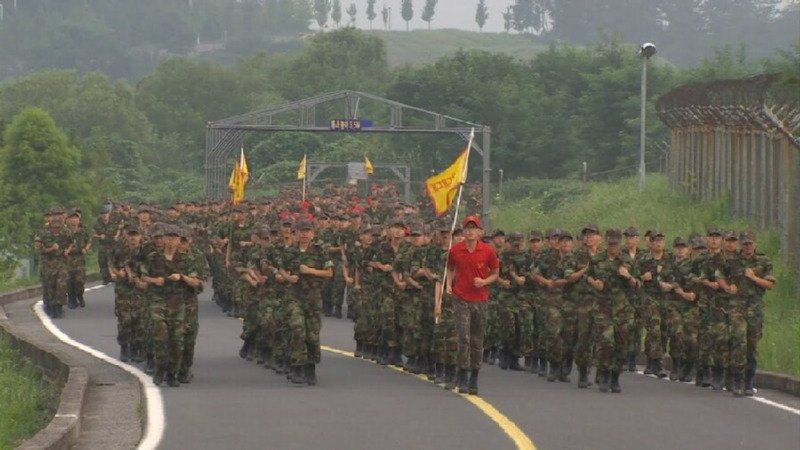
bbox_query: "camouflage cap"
[724,230,739,241]
[408,223,424,236]
[673,236,688,247]
[390,218,406,228]
[68,208,81,217]
[623,226,639,237]
[706,225,723,236]
[690,237,707,249]
[581,223,600,234]
[491,229,506,238]
[508,231,524,241]
[254,226,272,239]
[163,225,181,237]
[740,231,756,244]
[137,204,152,214]
[125,224,141,235]
[559,230,574,240]
[150,223,166,237]
[605,228,622,245]
[545,228,559,239]
[296,220,314,231]
[650,230,665,239]
[529,230,543,241]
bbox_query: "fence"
[657,74,800,275]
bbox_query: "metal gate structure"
[205,91,492,225]
[656,74,800,274]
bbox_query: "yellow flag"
[297,154,307,180]
[228,148,249,204]
[425,147,469,216]
[364,155,374,175]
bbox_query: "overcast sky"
[328,0,512,33]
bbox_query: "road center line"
[33,299,165,450]
[321,345,537,450]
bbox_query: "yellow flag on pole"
[228,148,249,204]
[297,154,307,180]
[364,155,374,175]
[425,143,471,217]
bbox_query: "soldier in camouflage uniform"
[622,227,646,371]
[496,232,528,371]
[393,223,427,373]
[244,226,280,368]
[693,226,725,388]
[110,226,146,362]
[93,208,117,284]
[40,208,71,318]
[433,227,460,389]
[734,231,775,396]
[521,231,543,372]
[638,231,671,378]
[370,220,408,366]
[482,230,506,365]
[65,209,91,309]
[177,227,207,383]
[280,220,333,385]
[660,237,697,381]
[587,229,635,393]
[350,226,374,358]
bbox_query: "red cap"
[463,215,482,229]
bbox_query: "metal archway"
[205,90,492,226]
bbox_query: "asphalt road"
[51,285,800,450]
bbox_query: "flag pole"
[435,128,474,323]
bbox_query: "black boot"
[744,368,756,396]
[654,358,668,378]
[578,366,590,389]
[378,346,389,366]
[257,348,270,365]
[389,348,403,367]
[559,360,572,382]
[131,344,145,363]
[670,358,681,381]
[120,344,130,363]
[524,355,533,372]
[239,340,252,359]
[724,369,733,392]
[167,372,180,387]
[468,369,479,395]
[275,360,287,375]
[537,359,548,377]
[434,362,445,384]
[529,354,540,374]
[627,353,637,372]
[701,366,712,387]
[711,366,724,390]
[145,355,155,375]
[680,360,694,383]
[487,348,497,366]
[598,370,610,393]
[409,356,422,374]
[424,356,436,381]
[610,370,622,393]
[731,370,744,397]
[509,355,523,371]
[78,294,85,308]
[333,305,343,319]
[354,341,363,358]
[498,350,510,370]
[482,349,491,364]
[444,365,457,390]
[153,367,165,386]
[290,365,306,384]
[178,369,193,384]
[457,369,469,394]
[547,361,559,382]
[644,358,654,375]
[305,363,317,386]
[67,294,78,310]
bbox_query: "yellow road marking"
[321,345,536,450]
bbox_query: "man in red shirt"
[443,215,500,395]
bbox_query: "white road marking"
[33,300,164,450]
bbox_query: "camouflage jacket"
[638,252,672,295]
[499,248,529,293]
[280,243,333,295]
[588,251,633,295]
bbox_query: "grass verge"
[0,335,58,448]
[493,175,800,376]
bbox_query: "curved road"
[49,284,799,449]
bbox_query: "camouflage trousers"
[662,300,685,361]
[433,294,458,366]
[592,293,628,373]
[400,290,422,357]
[454,298,487,371]
[114,288,145,348]
[643,294,668,360]
[66,256,86,303]
[497,290,523,357]
[150,296,186,375]
[541,289,564,364]
[380,291,402,349]
[709,299,747,370]
[180,295,199,377]
[288,290,322,366]
[517,295,535,357]
[259,294,289,364]
[682,305,700,365]
[563,296,595,369]
[745,298,764,373]
[483,297,500,351]
[41,264,67,308]
[696,296,714,367]
[418,289,436,360]
[626,293,645,357]
[352,285,371,343]
[97,247,111,283]
[240,283,261,343]
[533,300,547,359]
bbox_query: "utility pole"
[638,43,656,192]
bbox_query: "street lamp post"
[638,43,656,192]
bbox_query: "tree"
[331,0,342,28]
[381,4,390,30]
[512,0,549,34]
[401,0,414,31]
[366,0,377,29]
[475,0,489,32]
[346,3,357,26]
[421,0,437,30]
[314,0,331,29]
[502,6,513,32]
[0,108,93,270]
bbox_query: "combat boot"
[482,349,491,364]
[610,371,622,393]
[131,344,145,363]
[424,356,436,381]
[434,363,445,384]
[354,341,363,358]
[509,354,523,371]
[246,344,257,362]
[724,369,733,392]
[153,368,165,386]
[178,370,193,384]
[389,348,403,367]
[444,365,457,390]
[78,294,85,308]
[145,356,155,375]
[333,305,343,319]
[670,358,681,381]
[711,366,724,390]
[731,370,744,397]
[655,358,668,378]
[578,366,590,389]
[598,370,610,393]
[378,346,389,366]
[644,358,654,375]
[290,365,306,384]
[275,360,288,375]
[524,355,534,372]
[627,353,637,372]
[468,369,479,395]
[239,339,252,359]
[547,362,559,382]
[744,368,756,396]
[488,348,498,365]
[560,359,573,381]
[457,369,469,394]
[55,304,65,318]
[257,348,270,366]
[120,344,130,363]
[67,294,78,310]
[498,350,510,370]
[305,364,317,386]
[701,366,712,387]
[680,361,694,383]
[537,359,548,377]
[529,354,540,374]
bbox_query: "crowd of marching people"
[37,181,775,396]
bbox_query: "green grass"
[0,336,58,449]
[367,29,549,66]
[493,174,800,376]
